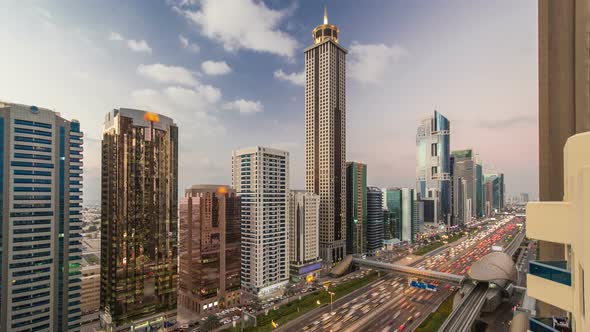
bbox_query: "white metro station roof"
[467,252,517,287]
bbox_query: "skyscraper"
[416,111,451,225]
[346,162,367,255]
[539,0,590,204]
[305,7,347,265]
[484,181,494,216]
[178,185,241,315]
[475,162,484,218]
[233,147,289,298]
[366,187,384,253]
[0,102,83,331]
[287,191,322,279]
[382,188,416,243]
[484,173,505,212]
[100,109,178,331]
[538,0,590,267]
[451,149,477,225]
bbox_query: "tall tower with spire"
[304,7,348,265]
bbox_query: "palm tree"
[202,315,221,331]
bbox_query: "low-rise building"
[81,265,101,315]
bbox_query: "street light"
[328,291,335,314]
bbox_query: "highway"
[437,223,526,332]
[278,215,522,332]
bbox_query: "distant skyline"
[0,0,538,204]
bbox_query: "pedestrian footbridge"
[350,257,465,284]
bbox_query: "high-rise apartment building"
[346,162,367,255]
[416,111,451,225]
[526,132,590,330]
[233,147,289,298]
[305,8,347,265]
[538,0,590,266]
[0,102,83,332]
[366,187,384,253]
[100,109,178,331]
[178,185,241,315]
[287,191,322,279]
[382,188,416,243]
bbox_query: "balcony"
[527,260,573,312]
[529,318,560,332]
[529,261,571,286]
[526,201,571,245]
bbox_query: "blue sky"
[0,0,538,204]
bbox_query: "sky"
[0,0,538,204]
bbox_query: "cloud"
[109,31,124,41]
[201,60,232,76]
[274,69,304,86]
[179,34,200,53]
[173,0,298,57]
[223,99,263,114]
[109,31,152,54]
[477,115,536,129]
[127,39,152,53]
[164,85,221,107]
[349,42,407,83]
[137,63,199,86]
[130,87,225,136]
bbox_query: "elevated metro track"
[438,225,526,331]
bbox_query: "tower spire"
[324,5,328,24]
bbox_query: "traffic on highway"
[284,216,522,332]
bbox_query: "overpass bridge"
[351,224,525,286]
[352,258,465,284]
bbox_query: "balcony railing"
[529,260,571,286]
[529,318,560,332]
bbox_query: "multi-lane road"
[280,216,522,332]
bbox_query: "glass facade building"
[366,187,384,253]
[416,111,451,225]
[0,101,83,331]
[178,185,241,315]
[382,188,416,243]
[100,109,178,331]
[346,162,367,255]
[475,163,484,218]
[484,173,505,212]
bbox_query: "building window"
[431,167,437,176]
[431,143,437,156]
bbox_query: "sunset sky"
[0,0,538,204]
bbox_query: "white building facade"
[287,191,322,278]
[0,101,83,331]
[233,147,289,297]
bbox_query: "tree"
[202,315,221,331]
